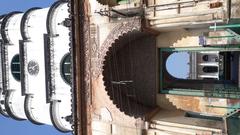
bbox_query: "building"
[71,0,240,134]
[0,1,73,133]
[1,0,240,135]
[188,51,221,80]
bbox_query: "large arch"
[95,20,141,78]
[99,19,157,117]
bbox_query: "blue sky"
[166,52,189,79]
[0,0,72,135]
[0,0,55,14]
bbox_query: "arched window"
[11,54,20,81]
[202,66,218,73]
[60,53,71,85]
[202,55,209,61]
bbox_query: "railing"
[147,0,198,18]
[161,87,240,99]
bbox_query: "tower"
[1,0,240,134]
[0,0,73,133]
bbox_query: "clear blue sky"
[166,52,189,79]
[0,1,72,135]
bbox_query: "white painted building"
[0,1,73,133]
[189,51,221,80]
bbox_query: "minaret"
[0,0,73,132]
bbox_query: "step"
[150,120,223,133]
[147,128,186,135]
[150,123,213,135]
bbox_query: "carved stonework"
[90,24,100,79]
[92,19,141,79]
[84,21,92,104]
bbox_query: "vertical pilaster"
[71,0,92,134]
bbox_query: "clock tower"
[0,0,73,132]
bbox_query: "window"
[202,55,208,61]
[60,53,71,85]
[202,66,218,73]
[203,54,219,62]
[11,54,20,81]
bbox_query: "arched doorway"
[160,46,240,99]
[102,29,157,117]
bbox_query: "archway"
[102,28,157,117]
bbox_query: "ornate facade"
[1,0,240,135]
[0,1,73,133]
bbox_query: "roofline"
[20,7,41,40]
[0,15,6,20]
[50,100,72,133]
[4,90,26,121]
[47,0,68,36]
[0,11,22,44]
[24,94,43,125]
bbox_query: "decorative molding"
[0,40,8,117]
[44,34,55,102]
[67,0,74,131]
[93,19,141,79]
[20,7,41,40]
[1,39,9,93]
[19,40,28,95]
[84,20,91,105]
[90,24,100,79]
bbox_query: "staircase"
[146,116,224,135]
